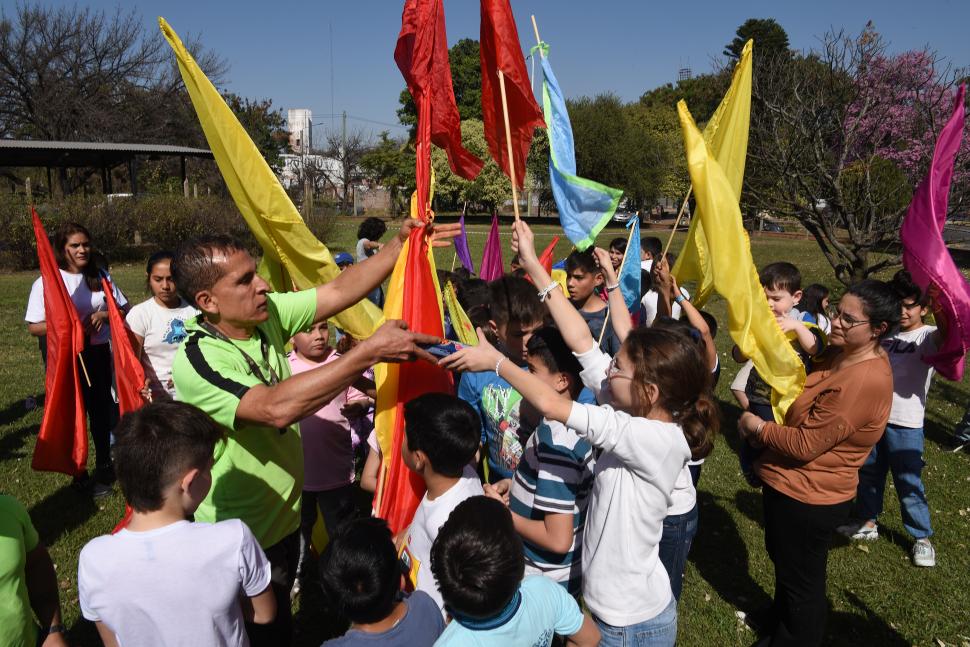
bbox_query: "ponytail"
[677,392,720,460]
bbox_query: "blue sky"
[51,0,970,143]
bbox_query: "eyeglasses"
[828,308,870,329]
[607,357,634,380]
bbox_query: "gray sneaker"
[836,520,878,541]
[912,538,936,567]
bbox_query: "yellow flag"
[443,281,478,346]
[673,40,753,307]
[159,18,382,338]
[677,99,803,422]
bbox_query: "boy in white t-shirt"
[839,270,942,567]
[399,393,484,615]
[78,401,276,646]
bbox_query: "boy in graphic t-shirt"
[839,270,942,567]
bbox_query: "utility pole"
[342,110,348,212]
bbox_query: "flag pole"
[78,353,92,388]
[497,70,521,223]
[661,187,692,261]
[531,15,542,53]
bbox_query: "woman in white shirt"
[25,223,128,496]
[125,251,199,401]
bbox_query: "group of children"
[10,217,949,647]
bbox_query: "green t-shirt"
[0,495,39,647]
[172,289,317,548]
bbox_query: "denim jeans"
[954,404,970,443]
[658,504,698,601]
[855,424,933,539]
[594,596,677,647]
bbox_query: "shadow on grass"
[0,423,39,460]
[28,482,98,546]
[716,398,746,457]
[690,491,771,613]
[0,393,44,426]
[824,591,909,646]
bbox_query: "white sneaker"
[836,520,878,541]
[912,538,936,567]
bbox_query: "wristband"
[605,282,620,292]
[495,356,506,376]
[45,625,66,636]
[537,281,560,302]
[674,294,687,305]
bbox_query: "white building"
[287,108,312,154]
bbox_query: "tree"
[320,130,370,214]
[222,93,289,173]
[746,24,968,284]
[429,119,511,215]
[397,38,482,129]
[724,18,790,60]
[525,128,554,217]
[359,131,415,217]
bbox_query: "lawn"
[1,219,968,646]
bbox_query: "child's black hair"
[800,283,831,320]
[609,237,627,254]
[890,270,927,307]
[319,517,400,625]
[565,248,601,275]
[430,496,524,620]
[482,276,546,341]
[846,279,901,340]
[641,236,662,259]
[112,401,224,512]
[759,262,802,294]
[145,250,175,292]
[357,217,387,242]
[699,310,718,339]
[526,327,582,395]
[404,393,481,477]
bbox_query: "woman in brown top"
[738,279,900,647]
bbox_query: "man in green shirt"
[170,218,455,646]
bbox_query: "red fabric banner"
[101,276,146,415]
[480,0,544,189]
[30,208,88,476]
[539,235,560,274]
[395,0,483,183]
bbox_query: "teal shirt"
[172,289,316,548]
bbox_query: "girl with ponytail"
[442,221,719,647]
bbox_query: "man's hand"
[340,399,371,418]
[511,220,539,266]
[396,218,463,248]
[359,320,441,364]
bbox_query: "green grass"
[2,220,969,645]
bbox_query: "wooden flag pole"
[497,70,521,223]
[662,187,693,261]
[531,15,542,52]
[78,352,92,388]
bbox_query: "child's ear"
[179,467,201,496]
[593,272,605,286]
[413,449,429,472]
[555,371,571,394]
[792,289,803,305]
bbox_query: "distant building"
[287,108,312,153]
[678,67,692,82]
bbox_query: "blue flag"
[535,42,623,250]
[619,216,641,312]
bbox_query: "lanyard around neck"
[199,320,281,387]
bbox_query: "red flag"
[539,235,560,274]
[395,0,483,183]
[101,276,146,415]
[30,208,88,476]
[480,0,544,189]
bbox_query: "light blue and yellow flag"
[535,42,623,251]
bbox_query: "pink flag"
[479,213,504,281]
[901,84,970,381]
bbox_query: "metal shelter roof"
[0,139,213,168]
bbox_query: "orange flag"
[30,208,88,476]
[539,235,560,274]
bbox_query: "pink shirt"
[288,351,369,491]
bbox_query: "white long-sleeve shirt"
[566,346,690,626]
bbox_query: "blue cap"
[334,252,354,266]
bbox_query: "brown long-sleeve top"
[755,354,893,505]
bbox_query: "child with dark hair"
[565,249,621,355]
[734,261,824,486]
[356,217,388,307]
[640,236,662,270]
[608,237,627,271]
[484,327,594,596]
[431,496,600,647]
[838,269,942,567]
[399,393,484,614]
[78,401,276,646]
[799,283,832,334]
[458,276,547,481]
[320,518,444,646]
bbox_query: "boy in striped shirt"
[484,327,594,595]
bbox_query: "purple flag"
[454,214,475,273]
[479,213,504,281]
[901,84,970,381]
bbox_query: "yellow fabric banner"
[673,40,753,308]
[159,18,382,338]
[443,281,478,346]
[677,99,804,422]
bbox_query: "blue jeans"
[658,504,698,601]
[856,424,933,539]
[954,403,970,443]
[594,597,677,647]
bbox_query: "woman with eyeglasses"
[737,280,899,647]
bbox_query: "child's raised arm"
[511,221,597,355]
[591,247,632,344]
